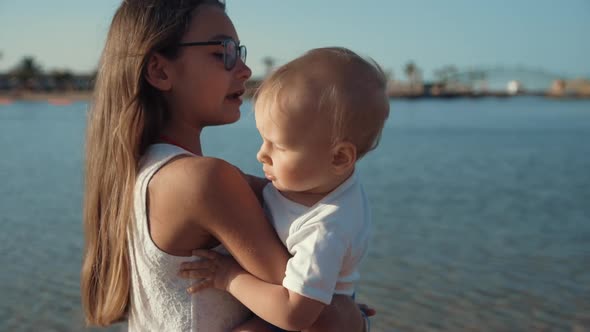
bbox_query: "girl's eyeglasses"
[178,39,247,71]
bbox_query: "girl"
[81,0,367,331]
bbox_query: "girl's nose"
[235,59,252,81]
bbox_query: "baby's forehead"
[257,86,315,117]
[255,85,324,127]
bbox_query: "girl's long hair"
[81,0,224,326]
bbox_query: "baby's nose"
[256,148,271,165]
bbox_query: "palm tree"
[12,56,43,89]
[405,61,423,92]
[405,61,416,85]
[262,56,276,77]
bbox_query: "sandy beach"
[0,91,92,104]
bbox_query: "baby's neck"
[279,190,329,207]
[279,169,354,207]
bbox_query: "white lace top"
[128,144,251,331]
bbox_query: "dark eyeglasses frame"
[177,39,246,71]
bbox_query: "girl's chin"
[217,105,241,123]
[203,112,240,127]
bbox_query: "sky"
[0,0,589,80]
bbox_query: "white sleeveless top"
[128,144,251,331]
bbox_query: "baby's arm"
[181,258,374,332]
[180,250,326,331]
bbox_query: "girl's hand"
[357,303,377,317]
[178,249,244,293]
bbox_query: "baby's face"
[254,99,338,196]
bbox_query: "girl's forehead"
[184,5,238,41]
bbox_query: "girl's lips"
[225,95,243,105]
[225,89,245,105]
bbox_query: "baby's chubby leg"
[233,316,278,332]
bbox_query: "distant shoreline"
[0,91,92,103]
[1,90,589,104]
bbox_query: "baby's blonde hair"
[254,47,390,159]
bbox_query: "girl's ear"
[331,142,357,175]
[144,53,173,91]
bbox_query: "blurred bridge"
[434,65,585,93]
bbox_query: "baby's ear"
[144,53,173,91]
[331,142,357,174]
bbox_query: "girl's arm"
[237,168,269,204]
[161,157,367,331]
[185,157,289,283]
[182,251,325,331]
[193,162,335,331]
[180,251,369,332]
[153,156,288,283]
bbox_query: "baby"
[183,47,389,332]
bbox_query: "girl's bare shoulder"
[149,155,247,207]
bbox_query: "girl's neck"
[159,123,203,156]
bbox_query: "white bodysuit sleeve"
[282,221,348,304]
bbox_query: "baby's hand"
[178,249,244,293]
